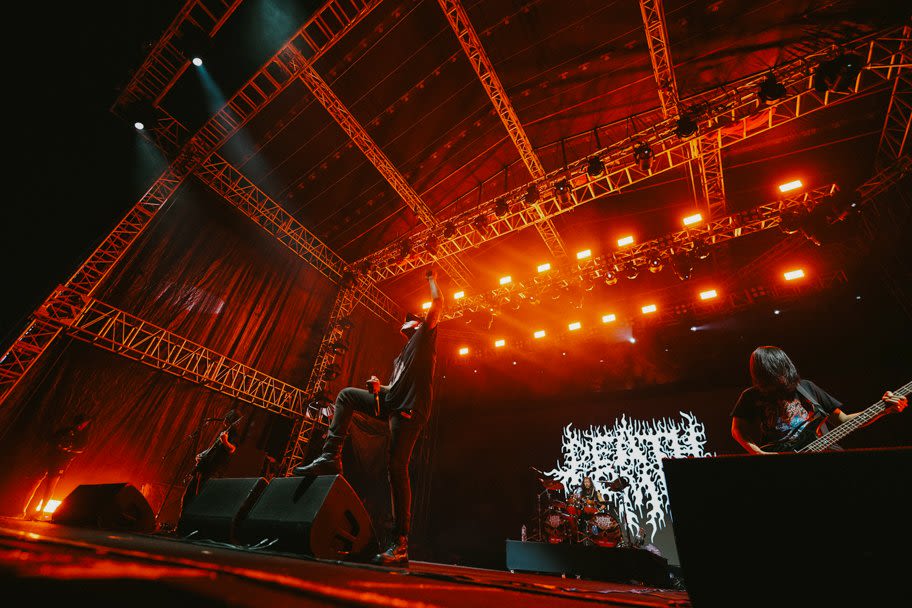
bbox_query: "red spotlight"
[601,313,616,323]
[537,263,551,273]
[576,249,591,260]
[534,330,546,339]
[641,304,657,314]
[500,275,512,285]
[421,301,432,310]
[568,322,582,331]
[494,339,505,348]
[617,235,634,247]
[458,347,469,356]
[784,268,805,281]
[453,291,465,299]
[699,289,718,300]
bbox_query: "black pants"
[328,387,423,536]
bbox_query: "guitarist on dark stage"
[731,346,908,454]
[179,409,241,516]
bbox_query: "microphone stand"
[155,416,215,526]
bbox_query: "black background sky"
[2,2,183,345]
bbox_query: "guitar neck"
[798,381,911,453]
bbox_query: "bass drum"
[543,509,569,543]
[591,510,621,547]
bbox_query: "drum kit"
[531,469,629,547]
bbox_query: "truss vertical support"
[690,135,727,218]
[876,25,911,168]
[638,0,679,119]
[280,283,359,475]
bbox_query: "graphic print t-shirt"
[730,379,842,449]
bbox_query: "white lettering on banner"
[545,412,712,542]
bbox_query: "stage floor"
[0,516,690,607]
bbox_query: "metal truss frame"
[876,25,911,168]
[281,284,359,475]
[440,184,837,321]
[111,0,243,112]
[359,26,911,281]
[194,154,402,324]
[294,59,474,288]
[437,0,567,259]
[1,1,383,406]
[640,0,726,218]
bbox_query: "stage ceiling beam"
[290,54,474,289]
[440,183,838,321]
[876,24,912,168]
[436,0,568,259]
[0,0,382,406]
[357,26,911,282]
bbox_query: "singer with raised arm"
[294,267,443,567]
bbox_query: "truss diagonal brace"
[437,0,567,259]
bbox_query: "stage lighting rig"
[779,209,803,235]
[473,214,490,233]
[525,184,540,205]
[603,269,618,286]
[329,339,349,355]
[494,197,510,217]
[675,114,698,138]
[443,221,457,239]
[692,240,711,260]
[177,25,211,67]
[671,253,694,281]
[397,239,414,262]
[647,254,664,273]
[757,73,787,104]
[424,235,439,256]
[624,262,640,280]
[322,363,342,381]
[587,156,605,177]
[334,316,354,330]
[633,142,653,171]
[813,53,865,93]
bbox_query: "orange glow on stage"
[682,213,703,226]
[453,291,465,299]
[699,289,718,300]
[458,347,469,356]
[778,179,803,193]
[576,249,591,260]
[537,263,551,273]
[641,304,657,314]
[534,330,546,339]
[568,322,581,331]
[602,314,616,323]
[617,235,634,247]
[421,301,432,310]
[42,499,62,514]
[499,276,512,285]
[784,269,805,281]
[494,339,505,348]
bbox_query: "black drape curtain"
[0,179,337,518]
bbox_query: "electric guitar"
[761,381,910,453]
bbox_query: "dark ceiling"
[154,0,909,316]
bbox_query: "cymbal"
[605,477,629,491]
[539,478,565,492]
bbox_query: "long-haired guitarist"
[179,408,241,515]
[731,346,907,454]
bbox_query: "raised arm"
[425,267,444,329]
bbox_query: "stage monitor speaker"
[236,474,377,561]
[662,447,912,606]
[51,482,155,533]
[176,477,268,542]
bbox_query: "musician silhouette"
[179,409,240,516]
[22,413,92,519]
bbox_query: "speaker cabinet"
[236,475,377,560]
[662,448,912,606]
[177,477,268,542]
[51,482,155,533]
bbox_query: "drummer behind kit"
[529,467,636,550]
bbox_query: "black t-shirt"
[731,379,842,448]
[45,424,90,470]
[197,425,238,476]
[385,322,438,421]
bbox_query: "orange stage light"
[576,249,591,260]
[453,291,465,299]
[683,213,703,226]
[617,235,634,247]
[494,339,506,348]
[42,499,62,514]
[568,322,582,331]
[534,330,546,339]
[641,304,657,314]
[458,347,469,356]
[500,276,512,285]
[699,289,718,300]
[784,269,805,281]
[421,301,432,310]
[537,263,551,273]
[778,179,803,193]
[602,314,616,323]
